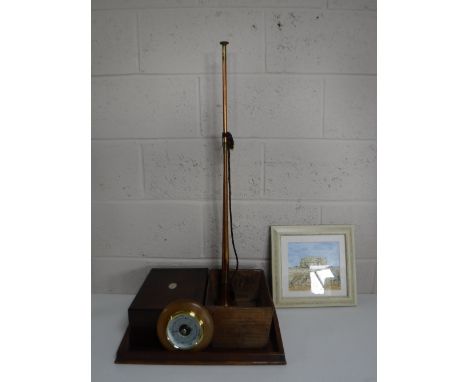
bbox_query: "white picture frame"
[271,225,357,307]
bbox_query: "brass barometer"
[156,300,214,351]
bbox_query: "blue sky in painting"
[288,241,340,267]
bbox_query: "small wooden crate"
[205,269,274,349]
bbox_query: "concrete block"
[328,0,376,11]
[92,257,157,294]
[266,10,376,73]
[201,75,322,138]
[92,76,198,138]
[324,76,376,139]
[93,0,326,10]
[92,202,203,258]
[92,10,138,74]
[92,141,143,200]
[204,201,320,260]
[139,8,264,73]
[356,259,376,293]
[142,139,262,199]
[265,140,376,200]
[321,203,376,259]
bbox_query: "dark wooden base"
[115,311,286,365]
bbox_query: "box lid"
[129,268,209,311]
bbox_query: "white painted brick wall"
[92,202,203,258]
[204,201,321,261]
[200,75,322,138]
[265,140,376,200]
[92,11,139,74]
[92,0,377,294]
[321,203,377,260]
[355,259,377,295]
[324,76,377,139]
[266,9,376,73]
[93,1,327,10]
[92,76,199,138]
[142,139,262,199]
[328,0,376,11]
[139,8,265,73]
[92,141,143,200]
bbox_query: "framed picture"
[271,225,357,307]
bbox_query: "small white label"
[168,283,178,290]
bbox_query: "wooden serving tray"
[115,311,286,365]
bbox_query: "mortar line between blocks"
[92,6,324,11]
[263,9,267,73]
[92,255,267,264]
[321,78,326,137]
[261,142,265,198]
[197,76,203,136]
[92,6,375,12]
[139,142,145,196]
[326,5,377,12]
[92,255,374,263]
[92,199,377,205]
[136,11,141,73]
[372,262,377,293]
[91,137,377,142]
[200,200,206,258]
[356,258,377,264]
[92,72,377,78]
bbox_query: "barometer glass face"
[166,312,203,350]
[157,299,213,351]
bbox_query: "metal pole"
[220,41,230,306]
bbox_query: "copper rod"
[220,41,230,306]
[221,42,228,135]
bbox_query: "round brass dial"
[156,299,214,351]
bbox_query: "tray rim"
[115,310,286,365]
